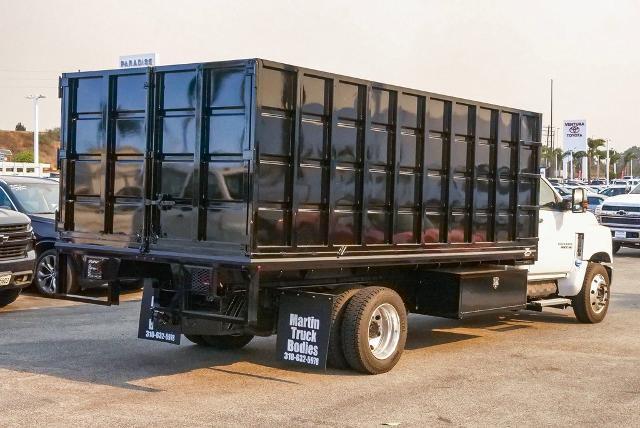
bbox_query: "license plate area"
[0,274,11,286]
[614,230,626,239]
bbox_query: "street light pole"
[26,94,45,176]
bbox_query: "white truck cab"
[525,178,613,323]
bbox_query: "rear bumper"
[0,250,36,291]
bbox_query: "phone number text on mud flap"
[145,330,176,341]
[283,352,320,365]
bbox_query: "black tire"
[201,334,254,350]
[612,242,621,255]
[0,289,20,308]
[33,249,58,296]
[66,259,81,294]
[184,334,208,345]
[572,263,610,324]
[327,287,361,369]
[341,287,408,374]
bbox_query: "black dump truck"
[56,58,544,373]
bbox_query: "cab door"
[528,179,575,278]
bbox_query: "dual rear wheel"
[329,286,408,374]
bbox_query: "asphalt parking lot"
[1,251,639,427]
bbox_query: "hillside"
[0,129,60,170]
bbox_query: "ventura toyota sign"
[119,53,157,68]
[563,120,587,152]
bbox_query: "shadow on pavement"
[405,309,579,351]
[0,289,608,390]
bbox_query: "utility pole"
[26,94,45,176]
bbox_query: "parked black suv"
[0,208,35,308]
[0,176,64,296]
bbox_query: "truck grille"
[601,216,640,227]
[602,205,640,213]
[0,223,32,260]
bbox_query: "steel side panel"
[61,58,540,265]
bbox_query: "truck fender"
[557,255,612,297]
[557,259,588,297]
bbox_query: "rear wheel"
[341,287,408,374]
[0,289,20,308]
[572,263,610,323]
[201,334,254,350]
[327,287,361,369]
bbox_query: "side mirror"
[571,188,588,213]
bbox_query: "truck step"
[526,297,572,311]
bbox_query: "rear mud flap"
[275,292,333,369]
[137,279,181,345]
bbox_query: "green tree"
[14,122,26,131]
[541,146,553,170]
[586,138,606,180]
[608,150,621,178]
[551,148,564,177]
[563,150,587,178]
[14,150,33,163]
[574,151,587,178]
[622,150,638,176]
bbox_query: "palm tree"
[574,151,587,178]
[586,138,606,180]
[595,150,607,180]
[608,150,621,178]
[622,151,638,177]
[563,150,587,179]
[551,147,564,177]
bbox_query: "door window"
[0,188,15,210]
[539,180,559,209]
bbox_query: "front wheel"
[0,289,20,308]
[572,263,610,323]
[341,287,408,374]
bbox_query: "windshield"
[9,183,59,214]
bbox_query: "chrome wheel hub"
[368,303,400,360]
[589,273,608,314]
[36,254,56,295]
